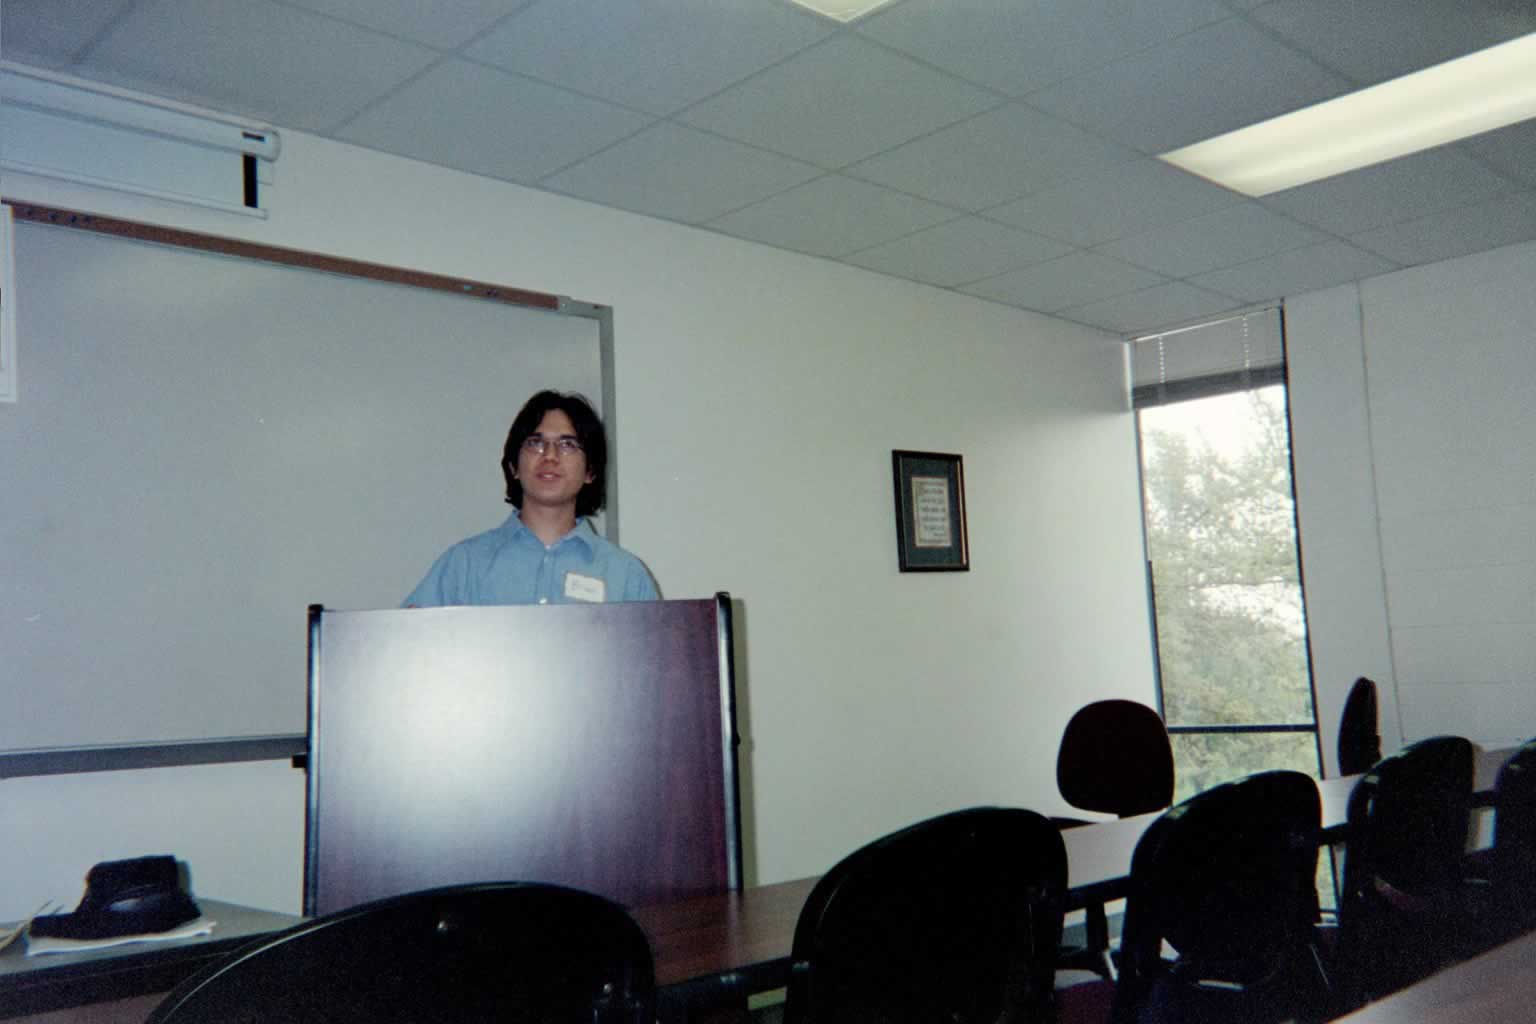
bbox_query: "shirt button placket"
[538,549,553,604]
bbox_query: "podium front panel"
[304,599,738,916]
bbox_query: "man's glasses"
[520,435,584,457]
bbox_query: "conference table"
[0,746,1512,1023]
[0,901,301,1021]
[1332,926,1536,1023]
[634,744,1514,1022]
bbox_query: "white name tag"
[563,572,607,603]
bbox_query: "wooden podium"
[303,596,741,916]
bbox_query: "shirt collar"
[505,510,596,552]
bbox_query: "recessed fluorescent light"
[1160,32,1536,196]
[786,0,901,23]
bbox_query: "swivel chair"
[1335,735,1477,1009]
[1463,738,1536,947]
[1053,699,1176,976]
[1490,741,1536,923]
[1337,677,1382,776]
[1111,770,1329,1024]
[783,807,1073,1024]
[1056,700,1176,821]
[147,882,655,1024]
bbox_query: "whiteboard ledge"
[0,735,307,779]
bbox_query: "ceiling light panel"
[1161,32,1536,196]
[786,0,901,24]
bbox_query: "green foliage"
[1140,387,1319,796]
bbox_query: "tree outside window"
[1138,384,1321,801]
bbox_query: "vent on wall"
[0,63,281,217]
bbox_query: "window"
[1131,310,1321,801]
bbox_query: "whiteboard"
[0,219,604,751]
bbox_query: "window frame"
[1130,312,1325,793]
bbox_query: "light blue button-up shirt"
[403,513,658,607]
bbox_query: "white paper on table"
[24,916,217,956]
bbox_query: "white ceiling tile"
[464,0,831,116]
[1188,241,1399,302]
[5,0,1529,338]
[75,0,439,131]
[1098,203,1325,277]
[1249,0,1536,85]
[1351,192,1536,266]
[844,217,1075,288]
[859,0,1232,97]
[1057,282,1241,333]
[706,175,956,259]
[986,158,1243,246]
[677,34,997,169]
[961,251,1166,312]
[541,123,823,225]
[1,0,138,63]
[281,0,532,51]
[1026,18,1350,153]
[845,103,1137,211]
[1261,148,1518,236]
[1461,122,1536,189]
[336,59,652,183]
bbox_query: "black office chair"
[1053,699,1176,976]
[1463,738,1536,946]
[1490,740,1536,908]
[1110,770,1329,1024]
[1337,677,1383,776]
[1056,700,1176,821]
[146,882,654,1024]
[783,806,1076,1024]
[1334,735,1477,1009]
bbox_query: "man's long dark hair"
[501,390,607,518]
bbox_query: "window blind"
[1130,307,1285,408]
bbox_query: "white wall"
[1286,286,1400,774]
[0,762,307,917]
[1288,239,1536,765]
[0,127,1155,919]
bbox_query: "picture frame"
[891,449,969,572]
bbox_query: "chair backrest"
[1337,735,1474,1006]
[1492,739,1536,902]
[1337,677,1383,776]
[783,807,1066,1024]
[1112,770,1324,1024]
[1057,700,1175,818]
[147,882,654,1024]
[1343,735,1473,902]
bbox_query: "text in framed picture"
[891,450,968,572]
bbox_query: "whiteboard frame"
[0,201,619,775]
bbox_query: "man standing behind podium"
[404,390,659,606]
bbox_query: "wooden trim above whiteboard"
[2,199,569,313]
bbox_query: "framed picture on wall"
[891,450,969,572]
